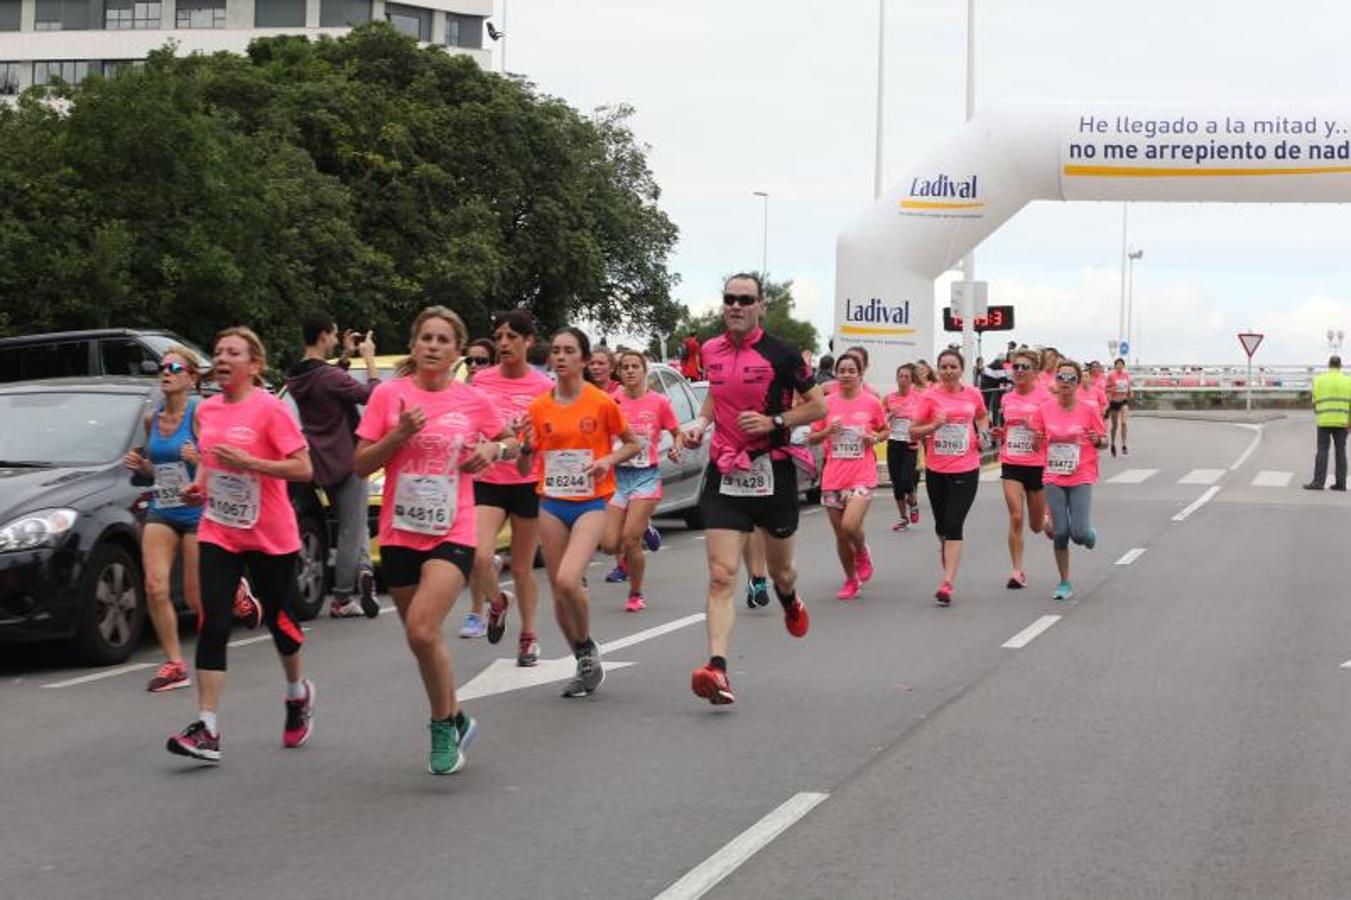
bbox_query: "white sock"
[286,680,307,700]
[200,711,218,734]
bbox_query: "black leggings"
[887,441,918,498]
[197,542,304,672]
[924,468,979,541]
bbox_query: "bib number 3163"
[719,454,774,497]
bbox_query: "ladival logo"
[839,298,915,337]
[898,174,984,213]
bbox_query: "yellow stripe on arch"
[899,199,986,210]
[839,325,917,336]
[1063,163,1351,178]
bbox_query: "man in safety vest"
[1304,355,1351,491]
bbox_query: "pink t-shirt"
[916,385,987,474]
[813,390,886,490]
[197,389,308,555]
[1082,383,1109,416]
[356,378,505,550]
[1041,399,1104,487]
[883,390,924,444]
[616,390,679,468]
[999,385,1051,466]
[471,364,553,485]
[1108,370,1132,399]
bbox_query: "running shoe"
[428,717,464,775]
[458,612,487,639]
[517,634,539,668]
[691,664,735,705]
[746,576,770,609]
[233,577,262,629]
[283,678,315,748]
[783,596,810,637]
[358,568,380,618]
[1121,445,1129,456]
[455,710,478,752]
[147,660,190,693]
[892,519,908,532]
[643,524,662,552]
[1110,444,1117,457]
[486,590,512,644]
[855,545,874,583]
[1006,570,1027,590]
[1052,581,1074,600]
[329,598,363,618]
[166,720,220,763]
[604,560,628,583]
[836,578,861,601]
[624,592,646,613]
[909,504,920,525]
[935,580,953,606]
[1083,526,1098,550]
[562,646,605,697]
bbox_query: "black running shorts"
[472,481,540,519]
[1000,463,1044,492]
[382,542,475,587]
[698,457,800,538]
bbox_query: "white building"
[0,0,490,94]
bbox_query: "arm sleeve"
[268,399,309,458]
[658,397,679,431]
[323,364,381,404]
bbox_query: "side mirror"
[139,360,160,375]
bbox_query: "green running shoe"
[428,717,464,775]
[1051,581,1073,601]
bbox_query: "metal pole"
[960,0,976,366]
[1118,204,1128,349]
[873,0,885,199]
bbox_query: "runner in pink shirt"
[993,347,1051,589]
[601,350,683,612]
[166,327,315,765]
[1041,360,1107,601]
[1037,347,1060,391]
[883,363,925,530]
[1106,357,1133,456]
[466,310,555,666]
[355,306,517,775]
[808,353,888,600]
[1080,360,1109,419]
[910,348,991,606]
[587,348,623,398]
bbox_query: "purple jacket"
[284,358,379,487]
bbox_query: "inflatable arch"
[834,101,1351,385]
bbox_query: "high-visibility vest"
[1313,369,1351,427]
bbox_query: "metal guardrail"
[1126,365,1314,392]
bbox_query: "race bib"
[1005,425,1035,457]
[544,449,594,498]
[889,417,911,443]
[830,427,865,460]
[1047,441,1081,475]
[392,473,457,535]
[933,423,970,457]
[719,453,774,497]
[205,470,260,528]
[153,462,190,509]
[620,431,653,469]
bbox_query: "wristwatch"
[772,414,785,428]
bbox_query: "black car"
[0,328,211,383]
[0,377,332,667]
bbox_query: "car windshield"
[0,391,143,465]
[140,333,212,370]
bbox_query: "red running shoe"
[783,596,810,637]
[691,664,735,705]
[283,679,315,748]
[909,504,920,525]
[233,577,262,629]
[147,660,190,692]
[935,580,953,606]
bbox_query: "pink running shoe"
[935,580,953,606]
[855,546,874,583]
[909,504,920,525]
[283,679,315,748]
[624,592,646,613]
[836,578,861,601]
[147,660,190,692]
[1006,570,1027,590]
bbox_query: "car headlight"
[0,508,79,552]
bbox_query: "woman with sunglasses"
[911,348,990,606]
[1042,360,1106,600]
[464,340,497,381]
[993,348,1051,589]
[519,327,641,697]
[884,363,923,531]
[123,350,207,692]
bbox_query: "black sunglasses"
[159,361,188,375]
[723,293,759,307]
[1011,362,1032,372]
[1055,372,1079,384]
[466,356,492,366]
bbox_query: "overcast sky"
[500,0,1351,364]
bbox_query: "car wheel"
[293,515,329,621]
[74,543,145,666]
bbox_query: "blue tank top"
[146,398,201,524]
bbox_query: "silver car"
[645,364,712,528]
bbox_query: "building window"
[105,0,163,28]
[101,59,142,77]
[35,0,103,30]
[176,0,224,28]
[0,0,21,31]
[445,13,483,48]
[35,60,95,85]
[384,2,428,41]
[255,0,303,26]
[0,62,24,95]
[319,0,369,27]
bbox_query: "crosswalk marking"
[1178,468,1225,485]
[1106,468,1159,484]
[1251,470,1293,487]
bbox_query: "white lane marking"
[1229,423,1264,471]
[41,662,153,689]
[653,792,829,900]
[694,535,706,542]
[1341,659,1351,669]
[601,613,705,654]
[1115,548,1147,566]
[1106,468,1158,484]
[1173,486,1221,522]
[1179,468,1225,485]
[1251,470,1293,487]
[1001,615,1062,649]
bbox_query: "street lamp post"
[752,190,769,278]
[1126,247,1143,363]
[959,0,977,366]
[1117,204,1129,351]
[873,0,885,199]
